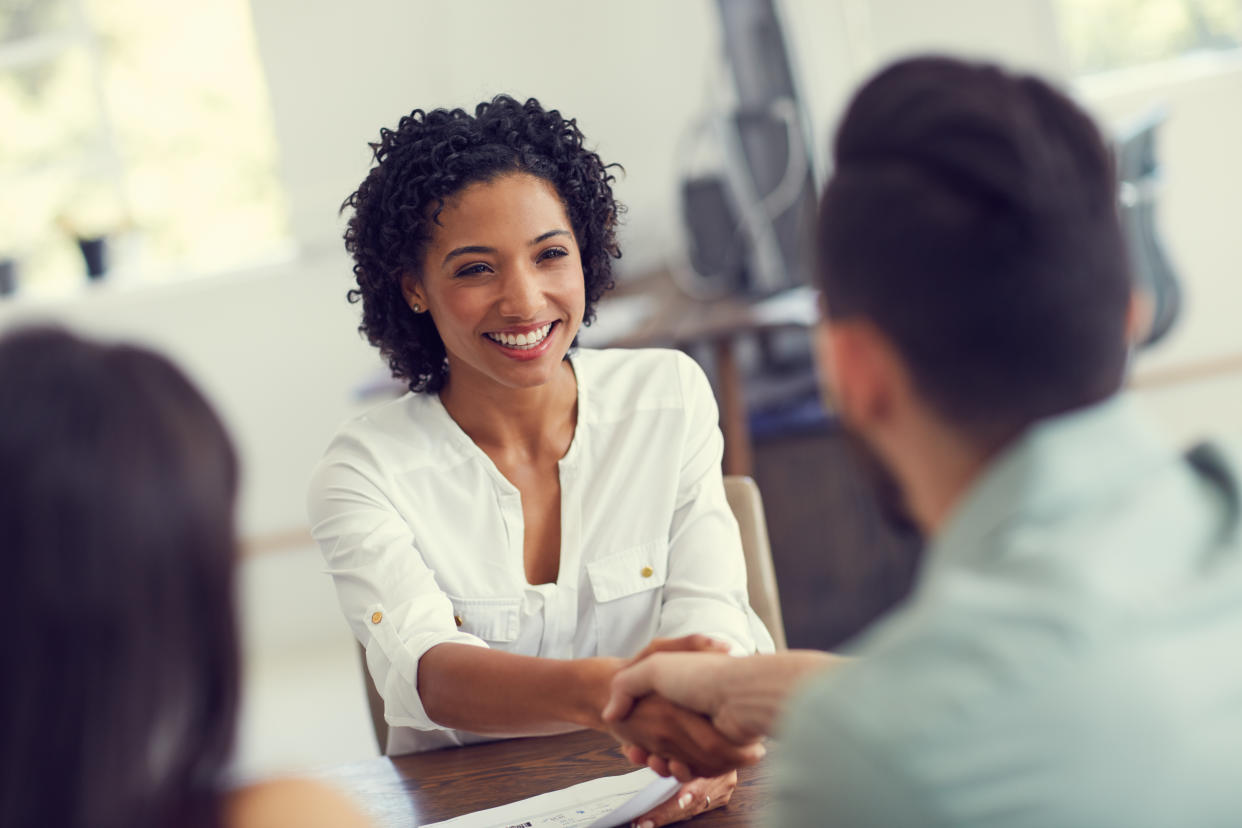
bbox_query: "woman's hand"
[604,650,841,754]
[628,771,737,828]
[628,633,732,665]
[606,694,763,782]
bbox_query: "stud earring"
[412,303,422,313]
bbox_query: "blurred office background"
[1,0,1239,774]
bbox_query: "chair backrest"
[1116,105,1180,348]
[357,473,788,753]
[724,474,788,651]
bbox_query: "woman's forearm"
[417,643,623,736]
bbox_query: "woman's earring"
[412,303,422,313]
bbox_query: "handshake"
[594,634,764,827]
[601,635,771,780]
[594,635,833,826]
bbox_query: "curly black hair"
[341,95,623,393]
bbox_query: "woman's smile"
[484,320,561,359]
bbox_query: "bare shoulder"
[226,777,371,828]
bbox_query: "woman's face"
[405,172,586,394]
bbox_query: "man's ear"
[401,274,427,312]
[1126,289,1154,346]
[812,318,839,410]
[823,319,902,429]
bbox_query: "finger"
[649,634,729,654]
[631,781,701,828]
[609,696,759,781]
[622,743,650,767]
[672,711,764,779]
[667,759,693,783]
[631,634,730,664]
[646,753,671,777]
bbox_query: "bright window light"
[0,0,290,294]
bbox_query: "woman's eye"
[454,263,491,278]
[538,247,569,262]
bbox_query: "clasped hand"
[602,637,765,785]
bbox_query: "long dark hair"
[0,327,240,828]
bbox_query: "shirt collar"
[925,393,1172,575]
[426,348,588,479]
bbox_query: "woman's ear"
[401,274,428,313]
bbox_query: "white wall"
[251,0,1070,269]
[1075,54,1242,375]
[249,0,724,277]
[783,0,1068,179]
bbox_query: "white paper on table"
[419,767,680,828]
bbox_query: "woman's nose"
[497,266,544,319]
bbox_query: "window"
[1056,0,1242,75]
[0,0,289,295]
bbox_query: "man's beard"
[839,422,923,541]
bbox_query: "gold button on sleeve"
[640,566,654,578]
[454,614,464,627]
[370,611,383,625]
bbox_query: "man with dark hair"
[603,55,1242,825]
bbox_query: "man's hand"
[605,650,840,749]
[606,694,764,782]
[604,652,766,742]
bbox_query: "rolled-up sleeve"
[657,353,776,655]
[306,437,488,732]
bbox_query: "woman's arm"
[416,643,620,735]
[417,639,765,779]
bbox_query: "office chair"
[1117,106,1181,348]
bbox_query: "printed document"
[420,768,680,828]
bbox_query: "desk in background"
[588,284,820,478]
[318,729,771,828]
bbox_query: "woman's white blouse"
[307,348,774,754]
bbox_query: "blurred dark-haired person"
[307,95,772,826]
[603,56,1242,826]
[0,328,369,828]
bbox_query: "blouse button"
[454,614,464,627]
[640,566,654,578]
[370,611,383,625]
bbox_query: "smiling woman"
[308,96,775,828]
[341,95,619,393]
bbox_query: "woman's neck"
[440,358,578,462]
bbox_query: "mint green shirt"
[773,396,1242,827]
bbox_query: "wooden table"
[317,729,771,827]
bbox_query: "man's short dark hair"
[818,56,1131,444]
